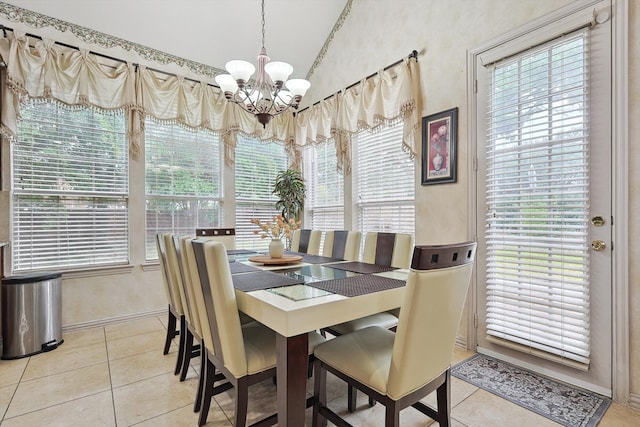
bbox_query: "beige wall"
[306,0,639,403]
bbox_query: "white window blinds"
[305,143,344,230]
[354,123,415,234]
[484,30,591,364]
[145,121,223,259]
[235,136,288,250]
[13,101,128,271]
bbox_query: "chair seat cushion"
[242,323,325,375]
[314,326,395,395]
[329,312,398,335]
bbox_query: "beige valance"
[295,56,420,174]
[0,32,417,172]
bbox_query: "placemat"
[227,249,258,255]
[232,271,304,292]
[307,274,405,297]
[301,254,343,264]
[229,262,260,274]
[324,261,398,274]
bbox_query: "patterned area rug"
[451,354,611,427]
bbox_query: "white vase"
[269,239,284,258]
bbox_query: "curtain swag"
[0,32,419,171]
[295,56,420,174]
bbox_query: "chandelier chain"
[261,0,266,49]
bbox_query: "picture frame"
[421,107,458,185]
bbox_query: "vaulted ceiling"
[4,0,350,79]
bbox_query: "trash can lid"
[2,272,62,285]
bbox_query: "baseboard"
[629,392,640,411]
[62,308,166,333]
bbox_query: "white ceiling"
[4,0,349,78]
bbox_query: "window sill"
[61,264,135,279]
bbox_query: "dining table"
[225,249,409,426]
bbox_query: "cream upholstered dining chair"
[312,242,477,427]
[291,229,322,255]
[192,239,325,426]
[181,235,259,414]
[155,233,181,357]
[164,233,201,381]
[322,230,361,261]
[322,231,414,411]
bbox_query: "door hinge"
[473,79,478,93]
[473,156,478,171]
[474,314,478,328]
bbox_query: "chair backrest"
[176,235,203,338]
[387,242,476,400]
[192,239,247,378]
[155,233,175,307]
[158,233,184,315]
[181,236,214,350]
[362,232,414,268]
[322,230,361,261]
[195,228,237,250]
[163,233,192,320]
[291,229,322,255]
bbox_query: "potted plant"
[273,168,306,223]
[272,168,306,249]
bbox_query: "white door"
[474,1,612,396]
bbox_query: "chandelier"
[215,0,311,128]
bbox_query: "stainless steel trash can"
[1,272,63,359]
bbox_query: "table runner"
[307,274,405,297]
[232,270,304,292]
[324,261,397,274]
[227,249,258,255]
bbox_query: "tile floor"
[1,315,639,426]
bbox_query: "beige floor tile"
[106,329,169,361]
[452,388,562,427]
[112,371,197,426]
[5,362,111,418]
[137,402,232,427]
[213,377,278,425]
[421,376,479,409]
[22,341,107,381]
[59,327,106,351]
[452,346,476,364]
[598,402,640,426]
[0,383,18,420]
[104,316,165,342]
[0,357,28,386]
[109,350,181,388]
[0,390,115,427]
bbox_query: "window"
[145,121,223,259]
[353,123,415,234]
[12,101,128,271]
[483,30,591,364]
[235,136,288,249]
[304,142,344,249]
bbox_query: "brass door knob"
[591,240,606,251]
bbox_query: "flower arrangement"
[250,215,300,240]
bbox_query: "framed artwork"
[421,107,458,185]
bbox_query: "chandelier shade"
[215,0,310,128]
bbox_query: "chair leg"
[164,307,177,355]
[194,343,207,413]
[198,358,215,426]
[234,377,249,427]
[312,359,327,427]
[175,315,187,375]
[347,385,357,412]
[180,329,194,381]
[384,401,400,427]
[436,370,451,427]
